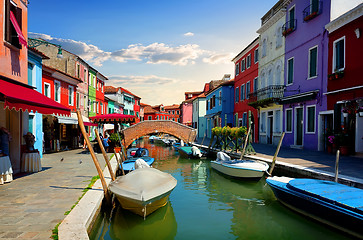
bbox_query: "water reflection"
[109,202,177,240]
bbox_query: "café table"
[21,152,42,173]
[0,155,13,184]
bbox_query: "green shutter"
[309,47,317,78]
[288,58,294,84]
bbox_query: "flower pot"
[339,145,350,156]
[114,146,122,153]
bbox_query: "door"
[296,107,303,146]
[267,111,273,144]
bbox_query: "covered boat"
[266,176,363,238]
[109,164,177,218]
[211,152,269,179]
[121,148,154,172]
[178,146,203,159]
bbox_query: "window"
[241,59,246,72]
[308,46,318,78]
[276,24,282,48]
[124,109,128,115]
[235,63,240,76]
[68,86,74,106]
[253,78,258,92]
[28,63,34,86]
[246,82,250,99]
[275,110,281,133]
[28,114,35,136]
[311,0,319,13]
[100,103,103,114]
[206,100,209,110]
[96,102,99,113]
[235,87,239,103]
[4,0,22,48]
[287,57,294,85]
[76,64,80,78]
[241,84,245,101]
[177,110,179,114]
[246,54,251,69]
[254,48,259,63]
[333,37,345,72]
[44,83,50,97]
[172,110,175,114]
[148,116,152,120]
[54,81,61,102]
[285,108,292,133]
[306,105,316,133]
[242,113,247,127]
[262,39,267,57]
[219,91,222,105]
[156,116,159,120]
[84,69,87,83]
[289,6,295,29]
[76,92,80,108]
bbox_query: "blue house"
[27,49,48,157]
[205,79,234,138]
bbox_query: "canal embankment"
[193,137,363,189]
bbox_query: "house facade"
[96,72,107,116]
[325,3,363,155]
[256,0,286,145]
[280,0,330,151]
[104,86,124,113]
[232,37,259,142]
[88,68,97,118]
[192,93,207,138]
[165,104,181,122]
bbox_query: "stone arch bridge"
[121,120,197,148]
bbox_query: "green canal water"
[89,140,352,240]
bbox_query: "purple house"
[280,0,331,151]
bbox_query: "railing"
[303,1,322,22]
[248,85,285,107]
[282,19,297,37]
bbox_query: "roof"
[42,65,82,83]
[104,86,118,94]
[205,79,234,96]
[164,104,181,110]
[143,105,157,114]
[120,87,141,99]
[28,47,49,59]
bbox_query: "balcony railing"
[248,85,285,107]
[303,1,322,22]
[282,19,297,37]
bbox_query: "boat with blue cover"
[120,148,155,172]
[178,146,203,159]
[266,176,363,238]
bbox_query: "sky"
[28,0,362,106]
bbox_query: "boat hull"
[178,146,201,159]
[121,157,154,172]
[211,160,268,179]
[114,191,172,217]
[266,178,363,238]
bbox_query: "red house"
[232,37,259,142]
[325,4,363,154]
[96,72,108,116]
[165,104,181,122]
[144,104,170,121]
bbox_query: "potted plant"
[109,133,122,153]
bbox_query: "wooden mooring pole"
[114,149,125,176]
[268,132,285,176]
[240,127,251,160]
[335,150,340,182]
[94,129,115,181]
[76,110,111,202]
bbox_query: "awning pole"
[95,129,116,181]
[76,110,111,202]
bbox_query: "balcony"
[303,1,322,22]
[248,85,285,108]
[282,19,297,37]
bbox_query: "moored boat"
[211,152,269,179]
[121,148,154,172]
[109,166,177,218]
[266,176,363,238]
[178,146,203,159]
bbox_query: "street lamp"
[28,38,63,58]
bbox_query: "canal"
[89,139,352,240]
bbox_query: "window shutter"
[5,0,11,43]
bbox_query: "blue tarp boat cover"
[287,179,363,214]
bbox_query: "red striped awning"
[10,11,27,47]
[89,113,136,123]
[0,78,70,116]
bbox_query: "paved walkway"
[195,137,363,181]
[0,149,111,240]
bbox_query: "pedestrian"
[102,134,110,152]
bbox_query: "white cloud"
[29,32,212,66]
[203,53,234,64]
[108,74,176,85]
[184,32,194,37]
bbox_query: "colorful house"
[164,104,181,122]
[181,91,202,126]
[325,3,363,155]
[205,79,234,138]
[192,93,207,139]
[88,68,97,118]
[104,86,124,113]
[255,0,286,145]
[232,37,259,142]
[96,72,108,116]
[279,0,330,151]
[144,104,170,121]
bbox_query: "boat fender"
[217,152,231,161]
[135,158,150,169]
